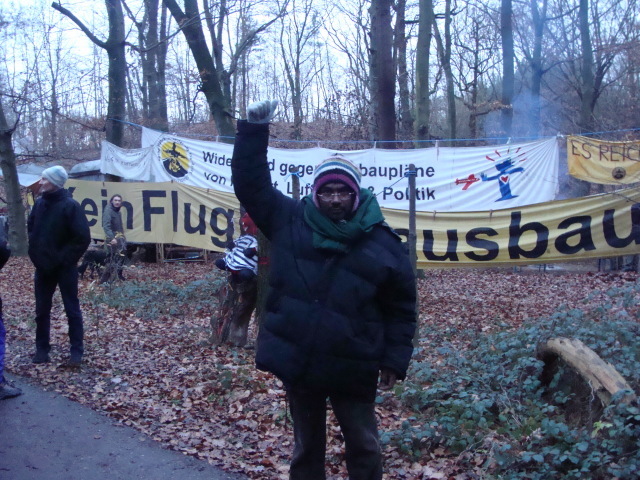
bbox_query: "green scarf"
[303,188,385,252]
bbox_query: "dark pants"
[288,388,382,480]
[34,266,84,358]
[215,258,255,283]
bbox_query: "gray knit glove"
[247,100,278,124]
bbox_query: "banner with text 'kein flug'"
[68,180,639,268]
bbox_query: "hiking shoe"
[0,381,23,400]
[32,351,51,364]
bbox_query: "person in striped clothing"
[213,212,259,347]
[215,212,258,283]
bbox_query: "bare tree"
[52,1,127,149]
[454,4,501,140]
[369,0,396,143]
[0,99,27,255]
[577,0,595,133]
[414,0,435,141]
[164,0,234,137]
[278,0,322,140]
[164,0,285,138]
[124,0,170,131]
[500,0,514,139]
[432,0,458,143]
[517,0,548,138]
[394,0,413,140]
[324,0,371,138]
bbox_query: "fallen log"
[537,337,637,407]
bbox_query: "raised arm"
[231,101,292,238]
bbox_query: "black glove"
[243,247,257,258]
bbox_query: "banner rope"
[110,117,640,147]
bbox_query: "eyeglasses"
[317,191,355,201]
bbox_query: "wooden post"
[407,164,417,275]
[407,164,420,346]
[289,165,301,200]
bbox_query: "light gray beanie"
[42,166,68,188]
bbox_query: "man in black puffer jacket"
[232,101,416,480]
[28,166,90,367]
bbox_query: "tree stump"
[208,276,257,348]
[537,337,636,407]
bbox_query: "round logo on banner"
[612,167,626,181]
[159,139,193,181]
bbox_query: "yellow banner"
[67,180,240,252]
[567,135,640,184]
[67,180,640,268]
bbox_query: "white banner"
[99,128,559,211]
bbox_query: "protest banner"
[100,130,560,211]
[68,180,639,268]
[567,136,640,185]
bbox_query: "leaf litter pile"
[3,256,638,479]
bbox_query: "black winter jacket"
[28,188,91,274]
[232,121,416,401]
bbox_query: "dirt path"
[0,375,247,480]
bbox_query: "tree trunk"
[500,0,514,139]
[280,23,303,141]
[104,0,127,147]
[53,0,127,146]
[369,0,396,143]
[164,0,235,139]
[0,102,28,256]
[52,0,127,182]
[432,0,456,143]
[570,0,596,197]
[415,0,434,142]
[140,0,169,131]
[394,0,413,139]
[528,0,547,138]
[578,0,595,133]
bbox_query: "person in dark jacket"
[0,226,22,400]
[100,194,126,283]
[28,166,91,367]
[232,100,416,480]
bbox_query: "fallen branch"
[537,337,637,406]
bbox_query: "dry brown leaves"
[3,256,637,479]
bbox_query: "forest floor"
[2,256,637,479]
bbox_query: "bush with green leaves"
[387,278,640,479]
[84,271,227,321]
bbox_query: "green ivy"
[83,272,227,321]
[389,278,640,479]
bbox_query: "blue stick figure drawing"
[481,157,524,201]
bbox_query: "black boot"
[32,351,51,364]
